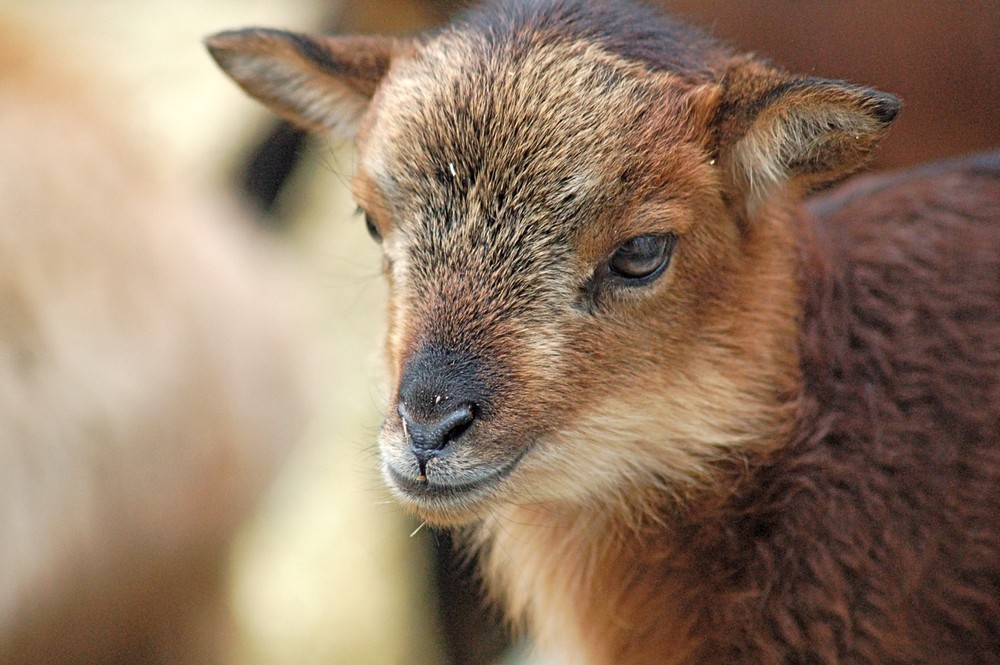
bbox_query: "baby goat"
[208,0,1000,662]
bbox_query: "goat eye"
[608,233,676,281]
[357,207,382,243]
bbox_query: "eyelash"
[575,233,678,313]
[356,206,383,242]
[606,233,677,284]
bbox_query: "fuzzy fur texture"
[209,1,999,662]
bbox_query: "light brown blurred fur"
[0,24,313,664]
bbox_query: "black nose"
[398,400,475,457]
[396,344,487,470]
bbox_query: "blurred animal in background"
[0,22,313,665]
[209,0,1000,662]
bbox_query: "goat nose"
[398,400,475,455]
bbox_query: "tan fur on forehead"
[358,32,697,212]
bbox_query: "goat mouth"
[385,451,526,509]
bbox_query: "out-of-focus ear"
[205,28,407,138]
[709,56,900,213]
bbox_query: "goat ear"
[711,56,900,210]
[205,29,405,138]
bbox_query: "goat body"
[208,1,1000,661]
[472,153,1000,663]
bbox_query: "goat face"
[357,42,772,525]
[207,0,897,526]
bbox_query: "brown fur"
[1,24,314,664]
[209,1,1000,662]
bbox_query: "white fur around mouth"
[384,449,527,506]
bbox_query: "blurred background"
[1,1,997,664]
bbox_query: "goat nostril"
[398,400,476,454]
[439,403,474,443]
